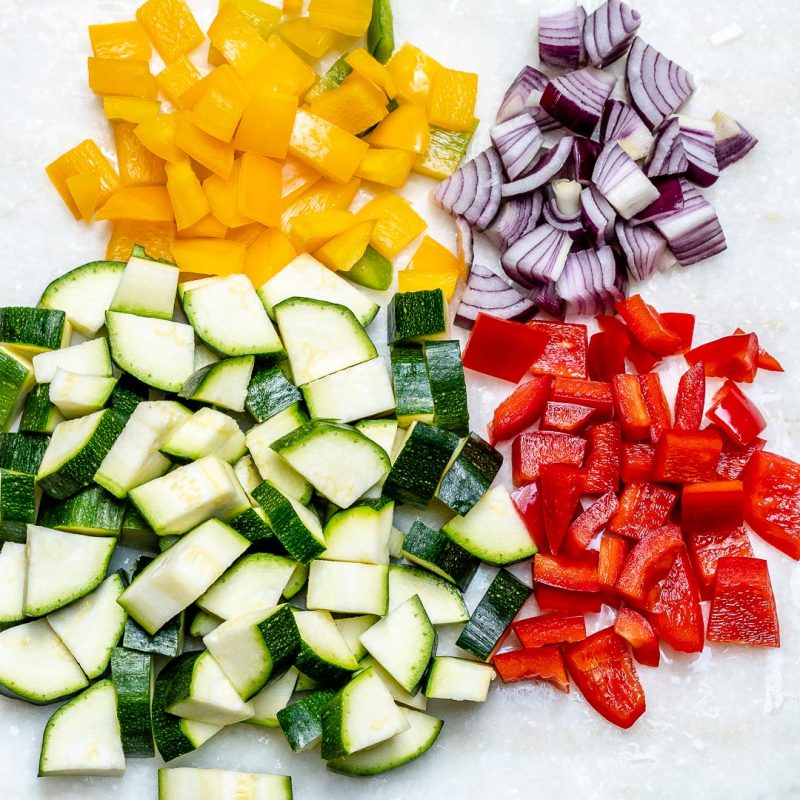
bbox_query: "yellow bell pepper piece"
[156,56,201,108]
[386,43,442,104]
[290,210,355,251]
[314,220,375,272]
[283,0,303,14]
[136,0,205,63]
[355,148,415,188]
[244,35,317,96]
[354,191,426,258]
[398,268,459,299]
[170,238,247,275]
[281,176,360,231]
[107,221,176,262]
[165,161,210,231]
[227,223,266,247]
[245,228,297,287]
[190,66,250,143]
[427,68,478,132]
[281,156,322,204]
[233,92,297,159]
[65,174,102,222]
[46,140,121,220]
[96,186,175,222]
[222,0,282,37]
[288,110,369,183]
[345,49,397,99]
[207,45,227,67]
[103,96,161,124]
[364,104,430,153]
[408,235,467,282]
[308,0,372,37]
[115,123,167,186]
[177,214,229,239]
[278,18,338,59]
[237,152,282,227]
[134,114,185,164]
[88,58,158,98]
[203,160,252,228]
[413,120,477,179]
[89,21,152,60]
[208,5,270,79]
[176,119,235,179]
[308,75,388,135]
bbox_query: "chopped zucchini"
[0,431,48,473]
[401,519,480,592]
[424,340,468,434]
[334,615,378,662]
[189,610,222,638]
[387,289,449,345]
[228,506,276,546]
[283,561,309,599]
[179,356,255,413]
[130,399,193,440]
[32,337,112,383]
[322,498,394,564]
[435,433,503,516]
[247,666,299,728]
[0,306,70,355]
[120,504,158,551]
[108,373,149,420]
[0,346,35,429]
[0,541,26,624]
[38,485,125,537]
[158,767,293,799]
[293,609,360,686]
[359,655,428,711]
[388,564,469,625]
[391,345,435,426]
[424,656,495,702]
[232,454,262,494]
[307,560,389,616]
[277,689,336,752]
[354,418,398,455]
[245,363,302,423]
[19,383,63,433]
[109,255,179,319]
[160,407,247,464]
[110,647,155,758]
[49,369,117,419]
[0,469,36,543]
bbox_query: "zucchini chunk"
[0,541,26,624]
[179,356,255,413]
[160,407,247,464]
[435,433,503,516]
[110,646,155,758]
[19,383,63,433]
[387,289,449,345]
[0,431,48,474]
[424,340,469,434]
[334,614,378,662]
[388,565,469,625]
[38,485,125,537]
[359,655,428,711]
[158,767,293,799]
[245,363,301,423]
[321,498,394,565]
[246,666,299,728]
[0,469,36,544]
[109,255,179,319]
[32,337,112,383]
[391,345,435,426]
[277,689,336,752]
[293,609,360,686]
[0,346,35,429]
[49,369,117,419]
[306,561,389,616]
[401,519,480,592]
[424,656,495,702]
[0,306,70,355]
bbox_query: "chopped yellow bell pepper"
[46,140,121,220]
[308,0,372,37]
[190,66,250,143]
[165,161,210,230]
[278,18,338,59]
[175,119,235,178]
[245,228,297,287]
[208,45,227,68]
[89,21,152,60]
[208,5,270,78]
[283,0,303,14]
[156,56,201,109]
[134,114,185,164]
[354,191,426,258]
[203,160,252,228]
[103,96,161,124]
[281,176,360,231]
[176,214,229,239]
[233,92,297,159]
[222,0,282,37]
[281,155,322,204]
[237,152,282,227]
[290,210,355,251]
[244,35,317,96]
[315,220,375,272]
[427,68,478,132]
[365,104,430,153]
[88,58,158,98]
[398,268,459,299]
[96,186,175,222]
[65,174,102,222]
[345,48,397,99]
[355,148,415,188]
[308,75,388,135]
[386,43,442,104]
[412,120,477,179]
[288,110,369,183]
[227,222,266,247]
[107,220,176,262]
[170,238,246,275]
[407,235,467,282]
[136,0,205,63]
[115,122,167,186]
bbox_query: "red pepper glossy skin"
[540,401,596,434]
[534,585,602,614]
[685,333,759,383]
[615,523,683,606]
[588,329,628,382]
[488,375,552,445]
[597,315,660,373]
[540,463,584,554]
[686,526,753,598]
[637,372,672,442]
[511,431,586,485]
[512,612,587,648]
[534,551,600,594]
[493,645,570,691]
[660,312,695,354]
[673,362,706,431]
[565,491,619,557]
[463,313,547,383]
[651,429,723,483]
[620,443,655,482]
[511,482,548,555]
[583,421,621,495]
[681,480,744,533]
[550,376,614,417]
[598,535,630,590]
[609,482,678,540]
[564,628,646,729]
[614,607,660,667]
[615,295,683,356]
[733,327,783,373]
[707,557,780,647]
[527,319,588,379]
[716,435,766,480]
[706,380,767,446]
[648,548,704,653]
[611,374,651,441]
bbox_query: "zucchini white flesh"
[247,666,298,728]
[161,407,247,464]
[47,572,127,679]
[158,767,293,800]
[49,369,117,419]
[294,610,360,685]
[129,456,250,537]
[334,615,378,662]
[32,337,112,383]
[24,525,116,617]
[190,610,222,638]
[275,298,377,386]
[425,656,496,702]
[131,400,193,441]
[277,688,336,752]
[197,553,298,620]
[302,358,395,423]
[39,260,125,337]
[0,307,71,356]
[109,256,179,319]
[283,562,309,600]
[321,499,393,564]
[233,454,262,494]
[388,565,469,625]
[182,274,285,358]
[327,707,442,776]
[258,253,378,327]
[388,526,406,559]
[442,484,537,565]
[307,561,389,616]
[359,595,436,693]
[110,647,155,758]
[106,311,195,392]
[178,276,217,299]
[355,418,399,457]
[38,679,126,777]
[194,342,221,371]
[119,519,249,635]
[166,650,255,726]
[360,655,428,711]
[0,619,88,703]
[179,356,255,413]
[320,667,409,760]
[0,542,26,623]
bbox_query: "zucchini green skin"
[367,0,395,63]
[294,644,356,689]
[387,290,447,345]
[277,690,336,753]
[19,384,61,433]
[0,307,68,353]
[109,374,149,420]
[0,469,36,543]
[163,651,202,709]
[391,346,434,426]
[347,247,393,291]
[228,507,277,546]
[306,55,353,101]
[401,519,480,592]
[0,348,34,430]
[110,646,155,758]
[151,658,207,762]
[245,364,302,423]
[257,604,303,681]
[424,340,469,435]
[0,432,48,474]
[120,504,158,552]
[38,485,125,536]
[455,569,532,661]
[435,434,503,516]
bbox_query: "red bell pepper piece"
[608,482,678,540]
[462,313,547,383]
[716,435,766,480]
[598,535,630,590]
[596,314,661,374]
[706,557,780,647]
[706,380,767,446]
[487,375,551,445]
[660,312,695,353]
[681,480,744,533]
[540,401,596,434]
[620,443,654,483]
[583,421,621,495]
[512,612,587,648]
[534,551,600,594]
[512,431,586,485]
[550,376,614,417]
[615,295,683,356]
[611,374,651,441]
[673,362,706,431]
[540,463,584,554]
[588,329,628,382]
[742,450,800,560]
[510,483,548,555]
[615,523,683,607]
[686,526,753,598]
[647,548,704,652]
[493,645,570,691]
[651,428,723,483]
[685,333,759,383]
[564,628,646,729]
[637,372,671,442]
[526,320,588,379]
[614,607,660,667]
[534,585,603,614]
[564,491,619,557]
[733,327,783,373]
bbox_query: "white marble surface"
[1,0,800,798]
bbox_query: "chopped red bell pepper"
[673,362,706,431]
[615,523,683,607]
[512,431,586,485]
[564,628,646,729]
[540,401,596,434]
[598,535,630,590]
[550,376,614,417]
[706,380,767,446]
[534,551,600,594]
[582,421,621,495]
[510,483,548,555]
[614,607,660,667]
[742,450,800,560]
[637,372,672,442]
[706,557,780,647]
[685,333,759,384]
[611,374,651,441]
[540,464,585,554]
[534,585,603,614]
[597,314,661,374]
[588,329,628,382]
[733,327,784,373]
[487,375,551,445]
[462,313,547,383]
[493,645,570,691]
[620,443,655,482]
[512,611,587,648]
[681,480,744,533]
[660,312,695,353]
[651,428,723,483]
[608,482,678,540]
[615,295,683,356]
[716,435,766,480]
[526,319,588,379]
[686,526,753,598]
[564,491,619,557]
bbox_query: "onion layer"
[556,246,626,315]
[455,216,474,272]
[531,279,566,319]
[454,263,537,329]
[583,0,641,68]
[581,185,617,245]
[501,223,572,286]
[712,110,758,170]
[490,113,543,180]
[484,192,544,252]
[600,99,654,161]
[502,136,574,197]
[541,67,617,137]
[497,66,561,132]
[630,177,684,225]
[615,220,667,280]
[538,0,586,71]
[434,148,503,231]
[592,142,660,219]
[645,117,689,178]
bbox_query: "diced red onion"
[531,279,566,319]
[497,66,562,132]
[538,0,586,71]
[490,113,543,180]
[615,220,667,280]
[592,142,660,219]
[626,37,695,130]
[484,192,543,252]
[543,182,583,236]
[599,99,654,161]
[502,136,574,197]
[454,216,474,272]
[501,224,572,286]
[675,116,719,187]
[556,246,626,315]
[712,110,758,170]
[630,177,684,225]
[454,263,537,329]
[583,0,641,68]
[581,185,616,245]
[540,67,617,137]
[645,117,688,178]
[568,138,602,186]
[434,148,503,231]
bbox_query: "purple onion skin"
[490,113,544,181]
[540,68,616,138]
[580,185,616,245]
[501,224,572,287]
[502,136,575,197]
[713,112,758,170]
[484,192,543,252]
[630,177,684,225]
[434,149,503,231]
[679,121,719,188]
[454,263,538,330]
[539,4,586,71]
[497,66,561,132]
[645,117,688,178]
[530,280,566,320]
[556,246,625,315]
[568,138,603,185]
[583,0,641,68]
[615,220,667,281]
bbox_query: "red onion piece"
[496,66,561,132]
[502,136,575,197]
[568,138,602,186]
[543,182,584,236]
[615,220,667,280]
[581,185,617,245]
[629,177,684,225]
[583,0,641,68]
[434,148,503,231]
[530,280,566,319]
[645,117,688,178]
[454,216,474,272]
[676,116,719,187]
[501,224,572,286]
[626,37,695,130]
[592,142,660,219]
[538,0,586,71]
[454,263,537,330]
[556,246,626,315]
[540,67,616,137]
[712,111,758,170]
[490,113,544,180]
[600,99,654,161]
[484,192,543,252]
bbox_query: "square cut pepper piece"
[512,612,586,648]
[189,66,250,144]
[620,443,654,483]
[208,5,270,78]
[354,191,426,258]
[611,374,650,442]
[386,42,442,104]
[281,177,360,232]
[550,377,614,418]
[582,421,621,495]
[290,211,355,252]
[686,526,753,598]
[170,238,246,276]
[308,0,372,36]
[355,148,415,189]
[398,269,459,300]
[407,236,466,282]
[682,480,744,533]
[115,122,167,186]
[615,523,683,608]
[716,435,766,480]
[245,35,317,97]
[685,333,759,384]
[96,186,175,222]
[176,119,235,179]
[526,320,588,379]
[103,96,161,124]
[88,58,158,98]
[165,160,209,231]
[204,161,252,228]
[234,93,297,159]
[136,0,205,63]
[65,174,102,221]
[278,18,338,59]
[535,553,601,596]
[89,21,152,60]
[315,220,374,272]
[346,48,398,99]
[156,55,201,108]
[651,429,723,484]
[706,380,766,447]
[134,114,184,164]
[237,152,282,228]
[106,220,176,262]
[511,430,586,485]
[365,104,431,154]
[608,482,678,540]
[534,585,602,614]
[244,228,296,288]
[614,295,683,356]
[427,68,479,132]
[309,75,389,136]
[564,492,619,557]
[493,645,570,691]
[464,315,548,384]
[489,376,551,446]
[226,0,282,37]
